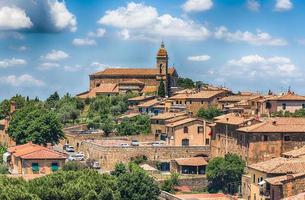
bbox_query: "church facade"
[78,43,178,98]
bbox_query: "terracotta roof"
[265,173,305,186]
[118,79,145,85]
[175,157,208,166]
[215,116,255,125]
[92,67,176,76]
[166,117,202,128]
[169,93,189,100]
[174,89,195,94]
[9,142,67,160]
[142,85,157,94]
[128,95,155,101]
[282,146,305,158]
[238,118,305,133]
[269,93,305,101]
[151,112,187,120]
[249,157,305,174]
[137,99,160,108]
[187,90,225,99]
[219,95,261,102]
[165,115,189,123]
[77,83,119,98]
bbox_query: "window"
[201,101,204,104]
[182,139,189,146]
[51,162,59,171]
[176,101,178,104]
[263,135,269,141]
[253,174,256,183]
[189,100,192,104]
[32,163,39,172]
[156,120,159,124]
[284,135,290,141]
[198,126,204,133]
[184,126,188,133]
[282,103,286,110]
[266,101,272,109]
[205,138,210,145]
[302,104,305,109]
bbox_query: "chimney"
[10,100,16,114]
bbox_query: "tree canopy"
[0,167,160,200]
[206,153,245,194]
[197,107,222,120]
[8,105,64,145]
[117,115,150,136]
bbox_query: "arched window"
[96,83,101,87]
[159,63,163,74]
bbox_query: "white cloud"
[188,55,211,61]
[41,50,69,61]
[182,0,213,12]
[64,65,82,72]
[72,38,96,46]
[48,0,77,32]
[247,0,260,11]
[0,58,26,68]
[297,39,305,45]
[88,28,106,38]
[99,2,210,40]
[215,26,287,46]
[119,29,130,40]
[0,32,24,40]
[0,74,44,87]
[99,2,158,29]
[224,55,300,79]
[38,62,60,70]
[0,6,32,30]
[275,0,293,11]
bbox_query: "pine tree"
[158,79,166,97]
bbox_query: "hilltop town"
[1,43,305,200]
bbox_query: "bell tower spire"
[156,42,168,75]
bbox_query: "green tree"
[117,164,160,200]
[177,77,194,89]
[206,153,245,194]
[158,79,166,97]
[197,107,222,120]
[62,161,88,171]
[0,100,10,119]
[111,163,127,177]
[100,115,116,137]
[161,173,179,193]
[8,105,64,145]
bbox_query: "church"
[77,42,179,98]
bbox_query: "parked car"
[131,140,140,146]
[152,141,165,147]
[66,146,75,152]
[68,153,85,161]
[92,161,100,169]
[120,143,130,147]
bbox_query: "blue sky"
[0,0,305,100]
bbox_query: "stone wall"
[78,141,210,170]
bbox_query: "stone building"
[211,116,305,165]
[78,42,178,98]
[242,156,305,200]
[7,142,67,175]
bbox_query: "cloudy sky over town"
[0,0,304,99]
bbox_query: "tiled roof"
[265,173,305,186]
[151,112,186,120]
[187,90,225,99]
[268,93,305,101]
[128,95,155,101]
[249,157,305,174]
[137,99,160,108]
[282,192,305,200]
[219,95,261,102]
[238,118,305,133]
[77,83,119,98]
[175,157,208,166]
[215,116,255,125]
[92,67,176,76]
[169,93,189,100]
[8,142,67,160]
[166,117,202,128]
[282,146,305,158]
[165,115,189,124]
[141,85,157,94]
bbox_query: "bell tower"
[156,42,168,75]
